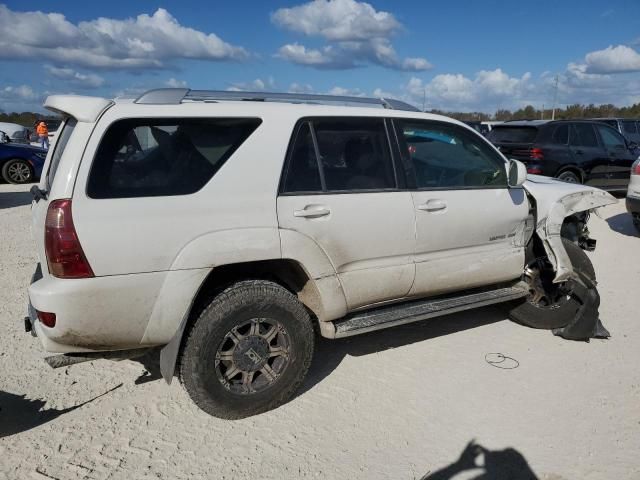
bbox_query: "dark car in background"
[0,134,47,184]
[592,118,640,145]
[487,120,637,191]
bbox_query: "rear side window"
[487,127,538,143]
[47,118,77,189]
[550,124,569,144]
[87,118,261,198]
[281,117,396,193]
[622,120,637,134]
[571,124,599,148]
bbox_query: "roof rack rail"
[134,88,420,112]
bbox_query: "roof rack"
[134,88,420,112]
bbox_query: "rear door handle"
[293,205,331,218]
[574,149,584,155]
[417,199,447,212]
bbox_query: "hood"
[523,175,617,282]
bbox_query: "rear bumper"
[626,195,640,214]
[27,266,168,353]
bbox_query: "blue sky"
[1,0,640,113]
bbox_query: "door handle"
[417,200,447,212]
[293,206,331,218]
[574,149,584,155]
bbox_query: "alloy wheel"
[214,318,291,395]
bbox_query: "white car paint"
[28,92,616,354]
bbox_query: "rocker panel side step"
[333,282,529,338]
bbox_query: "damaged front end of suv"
[513,174,618,340]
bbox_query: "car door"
[595,123,635,190]
[277,118,416,310]
[569,123,609,187]
[393,119,529,298]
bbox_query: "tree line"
[0,111,59,127]
[3,102,640,126]
[428,103,640,122]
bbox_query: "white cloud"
[583,45,640,74]
[0,84,44,112]
[165,78,188,88]
[271,0,400,41]
[226,78,275,92]
[1,84,37,100]
[272,0,430,71]
[327,86,365,96]
[288,82,314,93]
[0,5,249,70]
[45,66,105,88]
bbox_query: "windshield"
[487,126,538,143]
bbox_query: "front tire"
[180,280,315,419]
[2,159,33,184]
[510,239,595,329]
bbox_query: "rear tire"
[556,170,581,184]
[509,239,595,329]
[2,159,33,184]
[180,280,315,419]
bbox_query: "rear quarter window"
[47,118,77,189]
[87,118,261,199]
[487,127,538,143]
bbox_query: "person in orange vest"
[36,121,49,149]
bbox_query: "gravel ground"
[0,182,639,480]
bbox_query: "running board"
[332,282,529,338]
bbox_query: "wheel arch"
[157,257,339,383]
[555,164,585,183]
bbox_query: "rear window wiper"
[30,185,48,203]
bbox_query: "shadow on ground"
[0,384,122,438]
[0,190,32,209]
[421,440,539,479]
[130,305,511,398]
[606,212,639,238]
[299,304,509,396]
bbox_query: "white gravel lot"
[0,182,639,480]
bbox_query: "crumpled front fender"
[523,175,617,282]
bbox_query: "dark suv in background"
[486,120,637,191]
[592,118,640,145]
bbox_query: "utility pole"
[541,104,544,120]
[422,87,426,112]
[551,75,559,120]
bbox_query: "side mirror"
[0,132,8,144]
[508,159,527,187]
[628,141,638,150]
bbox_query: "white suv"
[26,89,616,418]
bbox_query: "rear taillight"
[530,148,544,160]
[632,159,640,175]
[36,310,56,328]
[45,199,94,279]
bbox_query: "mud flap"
[552,270,610,341]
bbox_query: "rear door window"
[87,118,261,198]
[570,124,599,148]
[487,127,538,143]
[280,117,396,193]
